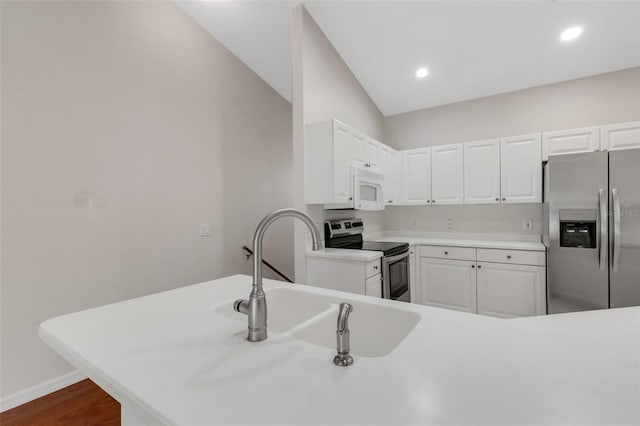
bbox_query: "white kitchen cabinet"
[350,130,368,167]
[366,138,381,168]
[305,119,352,204]
[365,273,382,297]
[476,262,546,318]
[379,145,399,205]
[398,148,431,205]
[431,143,464,204]
[307,256,382,298]
[464,139,501,204]
[601,121,640,152]
[500,133,542,204]
[542,126,599,161]
[419,257,477,313]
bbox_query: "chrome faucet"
[234,208,322,342]
[333,303,354,366]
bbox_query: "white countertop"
[40,274,639,425]
[370,233,546,251]
[306,247,382,261]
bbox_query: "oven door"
[382,251,410,302]
[354,175,384,211]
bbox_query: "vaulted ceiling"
[176,1,640,116]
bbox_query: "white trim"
[0,370,86,412]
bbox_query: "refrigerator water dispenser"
[559,210,597,249]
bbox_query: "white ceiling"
[177,1,640,116]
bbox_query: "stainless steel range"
[324,219,411,302]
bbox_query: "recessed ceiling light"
[560,26,583,42]
[416,67,429,78]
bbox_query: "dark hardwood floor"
[0,379,120,425]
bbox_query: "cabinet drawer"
[477,249,545,266]
[365,259,381,278]
[420,245,476,261]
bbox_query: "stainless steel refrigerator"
[544,149,640,314]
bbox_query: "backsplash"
[382,204,542,235]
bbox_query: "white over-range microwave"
[325,165,385,211]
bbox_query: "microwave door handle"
[599,188,607,271]
[612,188,621,272]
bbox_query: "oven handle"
[382,251,410,265]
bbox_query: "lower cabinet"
[365,273,382,297]
[476,263,546,318]
[418,245,547,317]
[306,256,382,297]
[419,258,477,313]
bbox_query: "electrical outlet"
[447,218,454,230]
[408,219,417,228]
[523,219,533,231]
[199,224,211,237]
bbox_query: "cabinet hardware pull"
[431,200,435,203]
[471,264,475,268]
[444,251,448,255]
[349,197,353,200]
[495,197,499,201]
[373,265,378,270]
[477,265,482,269]
[502,198,506,201]
[507,255,512,259]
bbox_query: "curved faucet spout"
[234,208,322,342]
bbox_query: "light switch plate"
[199,224,211,237]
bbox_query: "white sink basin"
[214,286,421,357]
[292,300,421,357]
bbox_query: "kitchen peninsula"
[40,275,640,425]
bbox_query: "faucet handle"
[333,303,354,367]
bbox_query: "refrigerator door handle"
[599,188,607,271]
[612,188,621,272]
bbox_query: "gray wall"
[292,6,385,281]
[383,67,640,235]
[0,1,293,398]
[384,67,640,149]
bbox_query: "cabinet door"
[365,273,382,298]
[464,139,501,204]
[542,126,599,161]
[500,134,542,204]
[333,121,352,203]
[379,145,398,205]
[366,138,380,168]
[350,130,367,167]
[431,144,464,204]
[601,121,640,152]
[476,263,546,318]
[419,257,476,313]
[400,148,431,205]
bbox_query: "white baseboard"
[0,370,86,412]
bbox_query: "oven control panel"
[325,218,364,239]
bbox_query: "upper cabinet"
[379,145,399,205]
[305,119,352,204]
[366,138,381,168]
[542,126,599,161]
[463,139,501,204]
[350,130,368,167]
[601,121,640,152]
[399,148,431,205]
[500,133,542,204]
[431,144,464,204]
